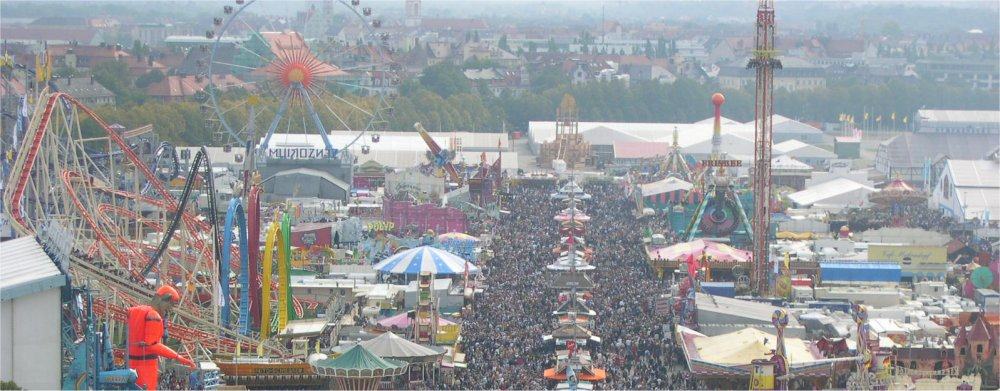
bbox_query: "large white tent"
[787,177,875,208]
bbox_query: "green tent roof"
[315,345,405,371]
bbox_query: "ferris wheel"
[202,0,399,160]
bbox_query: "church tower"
[405,0,422,28]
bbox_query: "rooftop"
[0,236,66,301]
[918,109,1000,124]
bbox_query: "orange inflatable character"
[128,285,196,390]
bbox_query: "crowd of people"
[457,180,693,390]
[843,204,956,233]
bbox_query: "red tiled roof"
[968,316,992,342]
[420,18,488,30]
[0,77,27,96]
[0,26,99,42]
[613,141,671,159]
[146,74,252,98]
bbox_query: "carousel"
[868,178,928,226]
[310,345,408,390]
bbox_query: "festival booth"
[353,160,387,191]
[646,239,752,280]
[639,176,695,211]
[551,180,592,201]
[382,199,467,235]
[375,311,457,331]
[675,326,831,387]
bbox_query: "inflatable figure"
[127,285,196,390]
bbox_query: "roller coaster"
[2,90,298,359]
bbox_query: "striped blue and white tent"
[373,246,480,276]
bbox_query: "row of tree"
[79,61,998,145]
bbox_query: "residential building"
[718,56,827,92]
[917,59,999,91]
[52,76,115,106]
[145,74,250,102]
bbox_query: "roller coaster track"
[5,93,175,235]
[141,142,179,195]
[142,146,221,278]
[72,254,285,358]
[248,185,262,329]
[221,198,249,333]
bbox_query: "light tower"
[748,0,782,296]
[710,92,725,161]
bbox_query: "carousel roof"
[639,176,694,197]
[553,298,596,316]
[648,239,751,263]
[311,345,408,377]
[550,323,593,339]
[373,246,479,275]
[549,272,595,291]
[359,331,445,362]
[869,178,926,205]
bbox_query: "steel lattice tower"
[748,0,781,296]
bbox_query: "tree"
[528,41,538,54]
[498,34,510,52]
[53,66,79,79]
[881,20,902,38]
[91,60,146,105]
[418,62,470,98]
[135,69,165,89]
[546,38,558,53]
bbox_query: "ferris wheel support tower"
[749,0,781,297]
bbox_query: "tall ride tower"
[748,0,781,296]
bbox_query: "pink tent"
[554,213,591,222]
[648,239,751,263]
[377,312,456,329]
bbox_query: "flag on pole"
[891,112,896,121]
[902,116,908,124]
[864,112,869,121]
[876,115,882,122]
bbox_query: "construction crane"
[748,0,782,297]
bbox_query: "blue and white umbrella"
[373,246,480,276]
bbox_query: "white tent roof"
[688,327,822,366]
[639,176,694,197]
[787,177,875,207]
[772,155,813,171]
[774,139,837,159]
[358,331,444,361]
[528,120,754,148]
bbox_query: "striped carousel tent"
[311,345,408,390]
[648,239,751,263]
[639,176,694,209]
[373,246,480,276]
